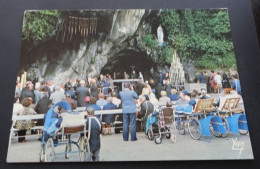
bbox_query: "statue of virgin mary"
[157,24,164,46]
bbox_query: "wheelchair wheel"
[45,138,54,162]
[39,145,44,162]
[210,121,221,138]
[65,142,71,159]
[188,117,202,140]
[79,136,88,161]
[239,129,249,135]
[220,117,230,138]
[239,120,249,135]
[147,129,154,141]
[154,136,162,144]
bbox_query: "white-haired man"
[50,85,65,104]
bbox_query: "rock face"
[23,9,150,84]
[22,9,189,85]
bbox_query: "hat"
[182,90,188,95]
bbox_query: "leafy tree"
[22,10,61,46]
[153,9,236,70]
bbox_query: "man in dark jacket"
[135,79,144,96]
[76,80,90,107]
[20,83,35,103]
[164,78,172,96]
[35,91,52,126]
[86,107,102,161]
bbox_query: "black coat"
[76,86,90,107]
[35,96,52,114]
[135,82,144,96]
[20,87,35,103]
[86,117,102,152]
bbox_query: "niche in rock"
[101,50,155,80]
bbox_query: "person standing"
[138,95,154,132]
[222,72,231,89]
[232,74,242,95]
[199,72,206,83]
[49,86,66,104]
[119,83,138,141]
[20,83,35,104]
[64,78,72,91]
[85,107,102,161]
[210,70,216,93]
[76,80,90,107]
[34,82,41,104]
[214,72,222,93]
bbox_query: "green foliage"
[142,34,174,65]
[22,10,61,45]
[154,9,237,70]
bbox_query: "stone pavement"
[6,130,254,162]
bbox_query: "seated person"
[96,93,108,108]
[176,92,189,105]
[199,89,210,99]
[86,97,101,118]
[85,107,102,161]
[16,97,37,142]
[169,89,179,101]
[182,90,190,101]
[111,91,121,108]
[102,97,117,135]
[159,91,171,102]
[149,92,158,104]
[62,93,77,110]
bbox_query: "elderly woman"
[102,97,117,135]
[16,97,37,142]
[169,89,179,101]
[159,91,171,102]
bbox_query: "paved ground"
[6,129,254,162]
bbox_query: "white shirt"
[214,74,222,85]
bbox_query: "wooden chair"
[220,98,243,115]
[193,98,216,118]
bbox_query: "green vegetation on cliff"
[142,9,236,70]
[22,10,61,45]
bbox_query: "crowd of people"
[12,69,243,161]
[193,68,242,95]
